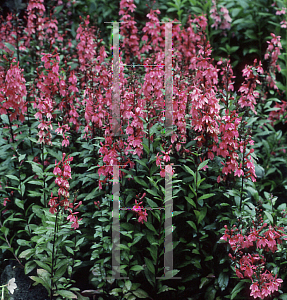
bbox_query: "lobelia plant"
[18,153,85,299]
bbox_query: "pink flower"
[137,209,148,224]
[250,282,261,298]
[132,199,148,224]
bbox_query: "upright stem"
[154,207,163,292]
[41,144,47,205]
[15,15,20,63]
[50,210,59,300]
[239,137,246,212]
[195,153,199,203]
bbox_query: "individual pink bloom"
[235,268,244,279]
[62,136,70,147]
[3,198,10,206]
[244,266,253,278]
[137,209,148,224]
[132,200,142,212]
[250,282,261,298]
[53,166,62,176]
[256,237,267,250]
[276,7,286,14]
[234,168,244,177]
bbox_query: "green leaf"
[147,245,157,263]
[133,176,148,188]
[19,248,35,259]
[55,264,68,279]
[231,281,245,300]
[4,42,16,53]
[34,260,51,273]
[144,257,155,274]
[264,211,273,224]
[29,276,47,288]
[189,184,197,196]
[145,221,157,234]
[218,272,229,291]
[136,159,148,169]
[185,195,196,208]
[142,143,150,155]
[76,237,85,248]
[28,180,44,186]
[205,286,216,300]
[125,280,132,291]
[54,4,63,14]
[28,191,42,197]
[110,288,122,296]
[198,159,209,171]
[187,221,197,231]
[157,284,176,293]
[184,165,195,177]
[146,197,158,208]
[120,244,130,250]
[199,277,210,289]
[6,174,19,182]
[132,288,149,298]
[15,198,24,210]
[197,193,215,201]
[196,206,207,224]
[130,265,144,271]
[31,162,43,176]
[25,261,36,275]
[56,290,77,298]
[146,189,159,197]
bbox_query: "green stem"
[50,210,59,300]
[239,136,247,212]
[154,207,163,292]
[0,220,24,268]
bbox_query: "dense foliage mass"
[0,0,287,299]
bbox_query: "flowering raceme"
[0,58,27,122]
[119,0,140,64]
[131,193,148,224]
[210,0,232,35]
[238,59,264,114]
[49,153,82,229]
[34,52,60,145]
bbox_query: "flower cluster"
[131,193,148,224]
[0,14,19,54]
[34,52,60,145]
[155,146,175,177]
[264,33,282,90]
[76,15,97,72]
[25,0,62,48]
[216,110,241,182]
[50,153,73,212]
[0,58,27,122]
[25,0,46,41]
[238,59,264,114]
[55,123,70,147]
[49,153,82,229]
[210,0,232,34]
[119,0,140,64]
[221,216,287,299]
